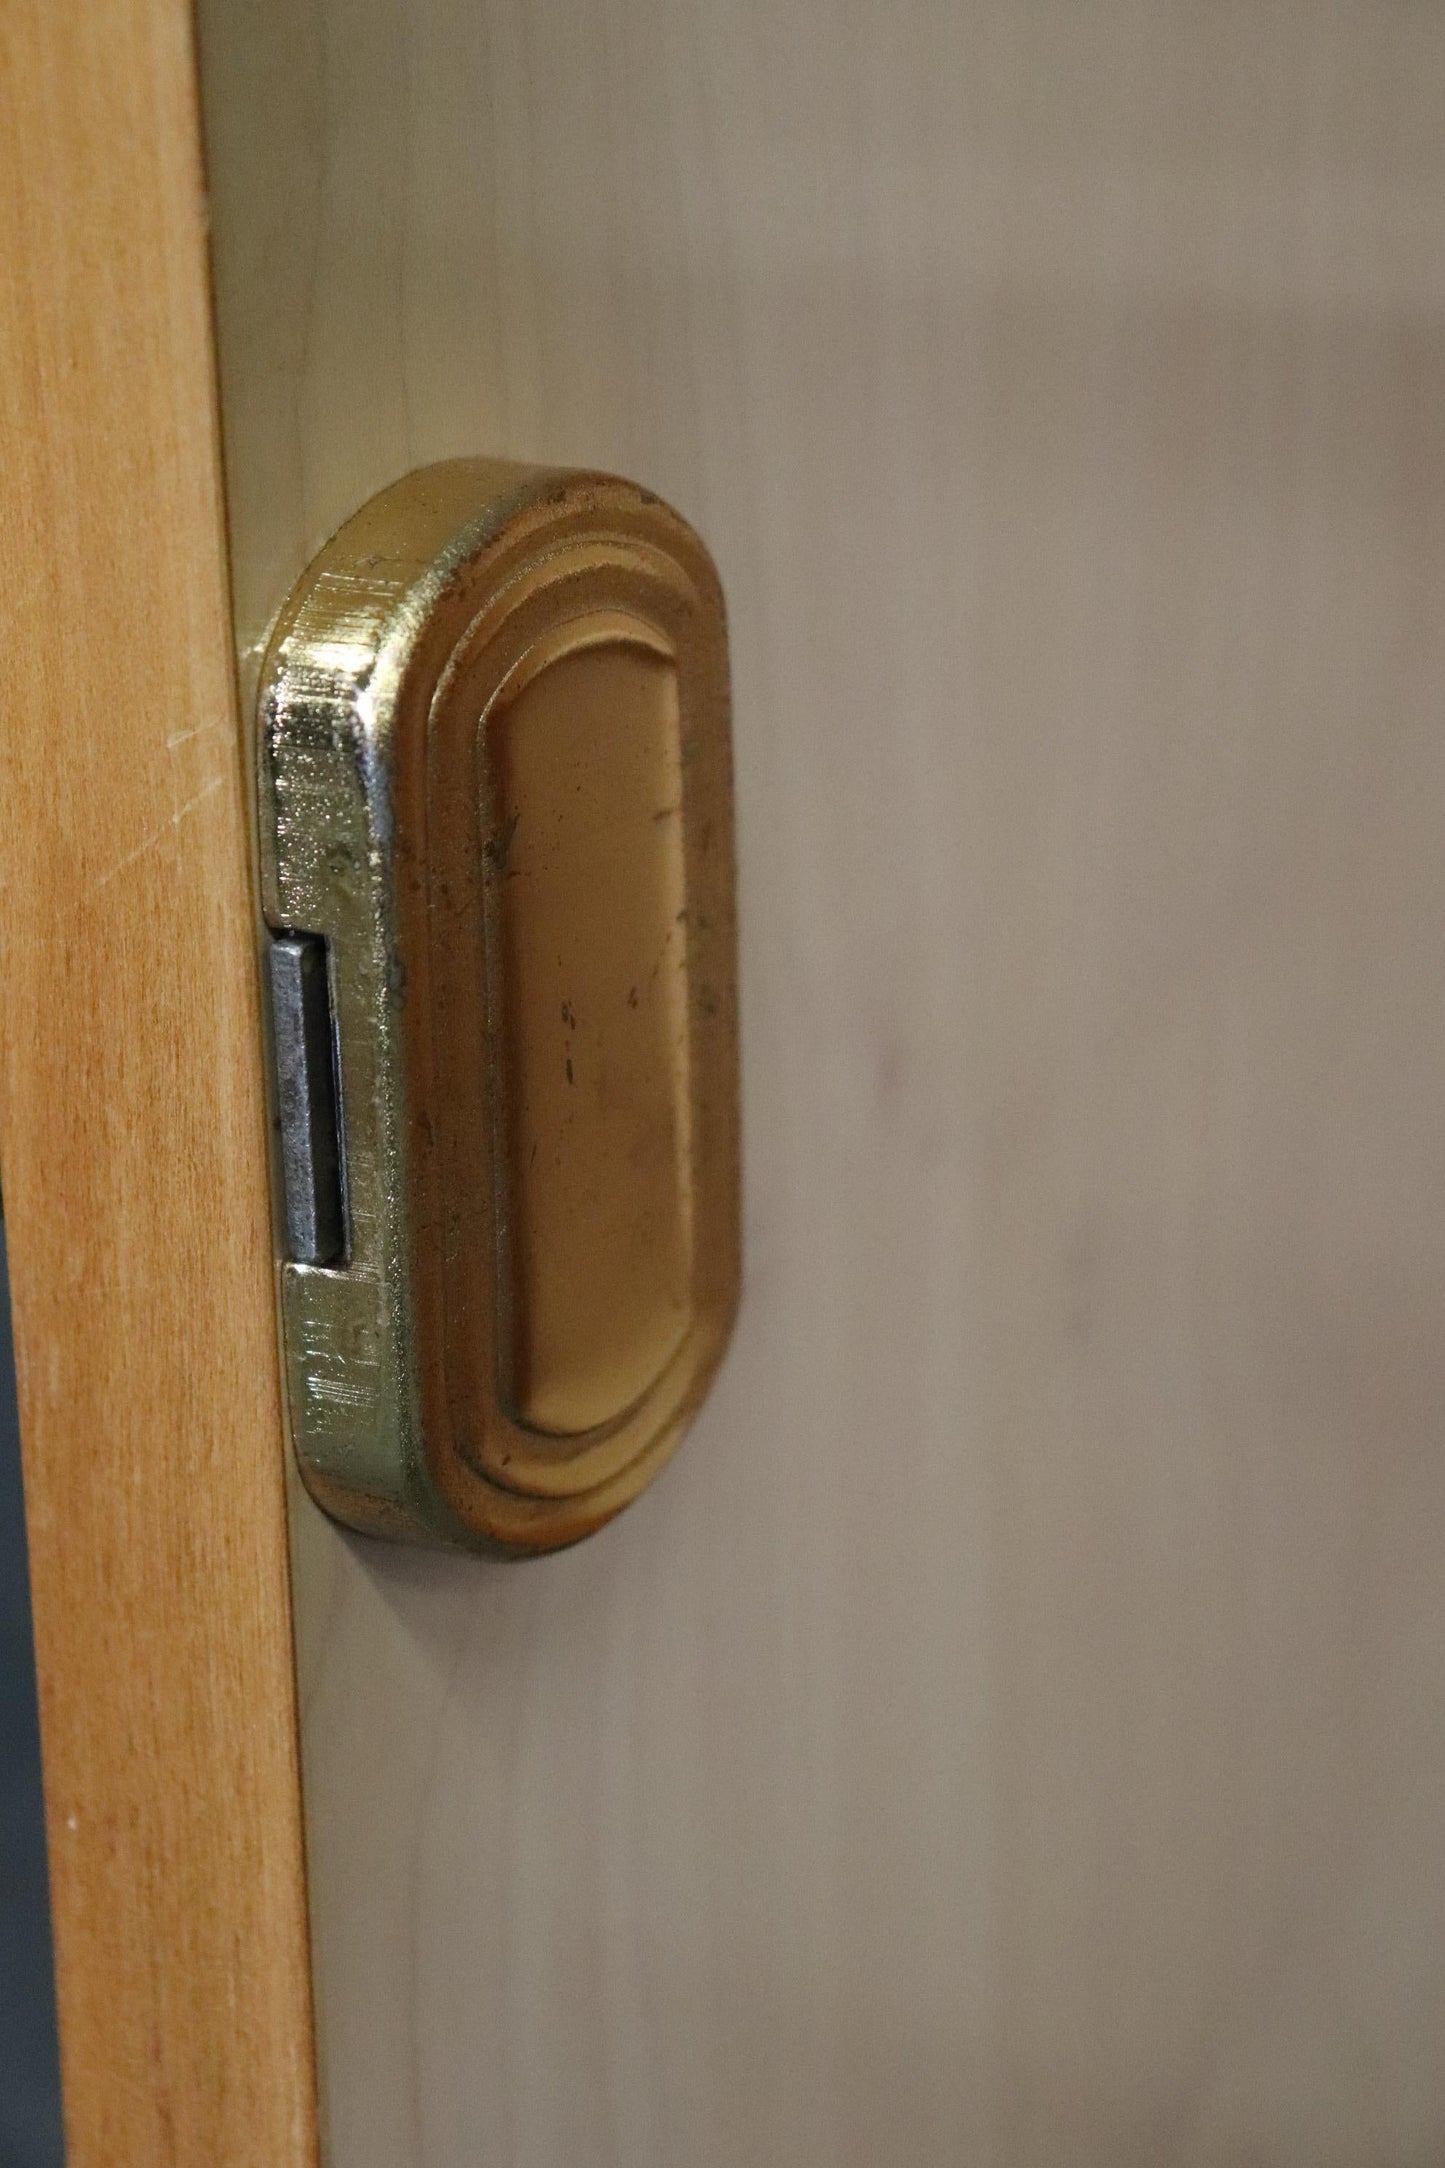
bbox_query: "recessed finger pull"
[257,460,740,1554]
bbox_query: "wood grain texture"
[198,1,1445,2161]
[0,4,318,2160]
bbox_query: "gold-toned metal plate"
[257,460,740,1553]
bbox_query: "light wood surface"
[0,4,318,2160]
[199,1,1445,2161]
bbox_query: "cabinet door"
[10,3,1445,2163]
[199,6,1445,2156]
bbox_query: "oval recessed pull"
[257,460,740,1554]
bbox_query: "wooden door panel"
[0,5,317,2160]
[3,0,1418,2160]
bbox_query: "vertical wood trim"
[0,3,319,2160]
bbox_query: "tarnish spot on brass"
[487,622,693,1436]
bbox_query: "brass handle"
[257,460,740,1555]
